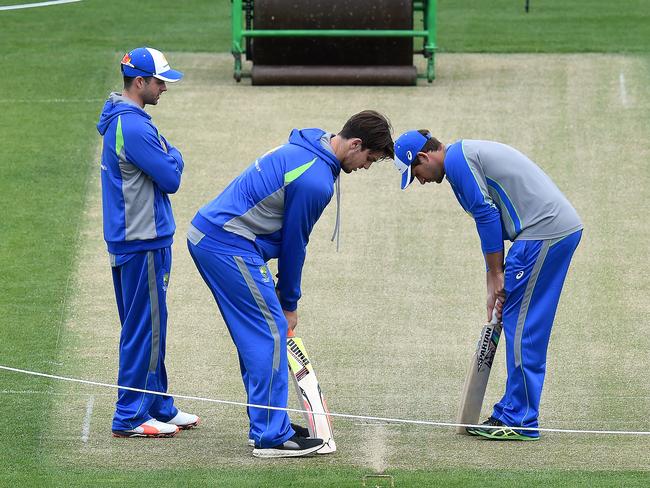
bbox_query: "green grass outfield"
[0,1,649,486]
[7,467,650,487]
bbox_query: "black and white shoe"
[252,434,324,458]
[248,423,310,447]
[290,423,310,437]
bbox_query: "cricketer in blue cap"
[393,129,445,189]
[120,47,183,82]
[96,46,199,438]
[392,128,583,441]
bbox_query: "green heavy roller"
[231,0,437,85]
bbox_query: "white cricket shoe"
[166,410,200,430]
[112,419,179,438]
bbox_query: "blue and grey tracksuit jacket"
[191,128,340,311]
[444,140,582,252]
[97,93,184,430]
[97,93,184,254]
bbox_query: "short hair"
[123,75,153,90]
[339,110,394,160]
[417,129,442,153]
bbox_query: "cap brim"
[401,165,414,190]
[154,69,183,82]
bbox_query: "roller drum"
[251,0,413,66]
[251,65,417,85]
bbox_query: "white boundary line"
[2,364,649,436]
[0,389,112,396]
[0,99,102,103]
[0,0,81,11]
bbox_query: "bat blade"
[287,333,336,453]
[455,317,503,435]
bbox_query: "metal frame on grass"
[231,0,437,83]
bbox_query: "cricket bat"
[455,307,503,435]
[286,330,336,453]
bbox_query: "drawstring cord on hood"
[330,176,341,252]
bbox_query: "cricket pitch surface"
[42,53,650,472]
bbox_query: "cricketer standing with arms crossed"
[394,131,583,440]
[97,47,199,438]
[188,111,394,457]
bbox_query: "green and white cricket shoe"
[467,417,540,441]
[466,416,502,436]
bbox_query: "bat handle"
[287,329,295,338]
[491,299,502,325]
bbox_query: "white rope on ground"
[2,364,649,436]
[0,99,102,103]
[0,389,113,396]
[0,0,81,11]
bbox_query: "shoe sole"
[112,430,178,438]
[252,443,324,458]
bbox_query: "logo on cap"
[121,53,132,67]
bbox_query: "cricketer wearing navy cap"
[120,47,183,82]
[393,129,583,441]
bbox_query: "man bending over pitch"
[188,111,394,457]
[393,131,582,440]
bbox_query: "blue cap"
[393,130,431,190]
[120,47,183,82]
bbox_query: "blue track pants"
[188,240,293,448]
[492,230,582,435]
[111,248,177,430]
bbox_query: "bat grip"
[287,329,295,338]
[491,299,502,325]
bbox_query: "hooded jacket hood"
[288,128,341,178]
[97,92,150,136]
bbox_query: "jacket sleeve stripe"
[115,115,124,157]
[284,158,317,185]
